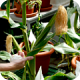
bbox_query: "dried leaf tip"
[55,5,68,35]
[6,35,13,53]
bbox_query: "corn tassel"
[6,35,12,53]
[55,5,68,35]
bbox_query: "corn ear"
[6,35,12,53]
[55,5,68,35]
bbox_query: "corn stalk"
[21,1,36,80]
[6,0,10,20]
[21,2,56,79]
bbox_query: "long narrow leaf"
[12,36,22,52]
[6,0,10,19]
[1,71,21,80]
[29,58,36,80]
[65,34,73,47]
[67,7,77,28]
[33,33,55,50]
[67,28,80,43]
[34,13,56,46]
[27,33,55,56]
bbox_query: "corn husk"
[55,5,68,35]
[6,35,12,53]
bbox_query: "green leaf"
[14,35,23,39]
[66,72,76,80]
[0,11,7,17]
[34,33,55,50]
[20,0,27,5]
[67,28,80,43]
[34,13,56,46]
[1,71,21,80]
[53,42,80,54]
[9,17,20,28]
[6,0,10,19]
[77,6,80,14]
[41,44,54,52]
[0,51,11,61]
[44,76,51,80]
[65,34,73,47]
[27,16,54,54]
[27,33,55,56]
[67,7,77,28]
[74,1,80,14]
[44,72,75,80]
[0,11,20,28]
[18,22,26,29]
[67,28,80,50]
[10,22,26,29]
[2,16,8,20]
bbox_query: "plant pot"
[0,7,17,12]
[35,0,53,12]
[41,0,50,8]
[14,10,38,18]
[14,1,34,14]
[0,0,17,12]
[19,41,55,74]
[71,55,80,69]
[40,5,53,12]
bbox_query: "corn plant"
[4,0,56,80]
[52,1,80,71]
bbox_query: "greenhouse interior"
[0,0,80,80]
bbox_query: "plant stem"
[58,35,62,43]
[22,29,30,52]
[62,54,64,60]
[67,55,70,69]
[56,55,73,68]
[6,0,10,20]
[22,64,26,80]
[12,36,22,52]
[51,38,57,43]
[56,56,66,68]
[22,2,29,80]
[74,12,78,32]
[22,2,35,80]
[22,2,30,53]
[58,35,64,60]
[29,57,36,80]
[22,3,26,26]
